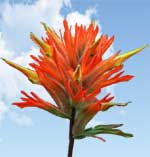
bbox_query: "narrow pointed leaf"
[75,124,133,139]
[94,124,123,129]
[96,129,133,138]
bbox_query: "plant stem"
[68,107,76,157]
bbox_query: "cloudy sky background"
[0,0,150,157]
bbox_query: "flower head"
[2,19,147,140]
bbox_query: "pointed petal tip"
[30,32,52,57]
[126,133,134,138]
[21,90,25,94]
[30,32,34,37]
[41,22,49,31]
[91,19,95,25]
[1,57,5,61]
[40,21,46,26]
[12,102,24,108]
[12,102,18,106]
[1,57,9,64]
[115,44,148,66]
[30,32,36,41]
[1,57,10,63]
[1,58,39,84]
[29,32,36,39]
[30,32,39,42]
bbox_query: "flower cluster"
[2,20,147,140]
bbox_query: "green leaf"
[74,124,133,139]
[93,124,123,129]
[96,129,133,138]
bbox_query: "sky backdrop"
[0,0,150,157]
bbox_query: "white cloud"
[0,99,33,127]
[0,0,102,126]
[66,8,101,35]
[0,100,33,127]
[8,111,33,126]
[0,0,71,52]
[0,34,54,126]
[0,0,116,129]
[66,8,97,26]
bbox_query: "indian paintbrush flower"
[2,19,148,157]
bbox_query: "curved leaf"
[75,124,133,139]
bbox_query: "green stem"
[68,108,76,157]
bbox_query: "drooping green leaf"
[74,124,133,139]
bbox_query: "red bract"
[2,19,147,156]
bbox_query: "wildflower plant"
[2,20,147,157]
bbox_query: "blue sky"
[0,0,150,157]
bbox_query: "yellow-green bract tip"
[30,32,52,57]
[2,58,39,84]
[115,44,149,66]
[1,57,6,61]
[91,19,95,25]
[41,22,49,31]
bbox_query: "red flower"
[2,19,147,140]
